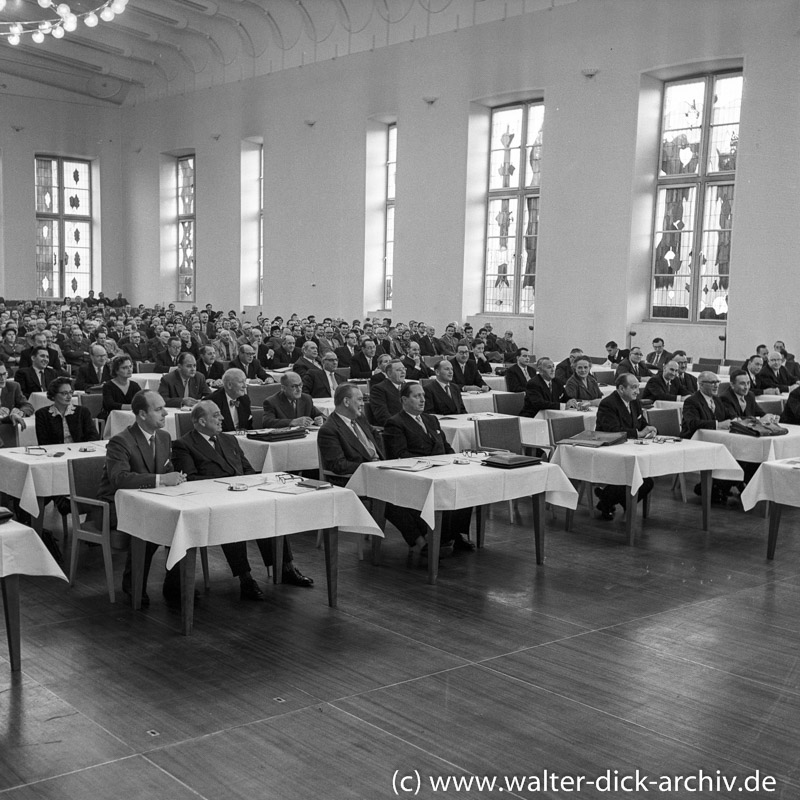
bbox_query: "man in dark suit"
[554,348,583,385]
[413,323,438,357]
[209,369,253,431]
[741,354,764,396]
[604,340,629,365]
[157,352,211,409]
[369,359,407,424]
[383,383,474,553]
[0,364,33,430]
[196,345,225,387]
[121,330,150,363]
[231,343,272,383]
[504,348,535,393]
[170,401,312,599]
[402,341,433,380]
[520,357,578,418]
[291,341,323,379]
[263,371,324,428]
[19,332,63,372]
[720,370,773,420]
[593,373,657,519]
[640,360,687,403]
[450,343,488,390]
[646,337,673,368]
[423,359,466,415]
[303,352,345,398]
[74,345,112,390]
[758,351,798,395]
[614,346,657,380]
[264,334,301,370]
[14,346,59,397]
[154,337,184,373]
[96,390,188,605]
[350,338,380,379]
[61,328,92,368]
[680,372,734,438]
[672,351,698,395]
[334,332,359,368]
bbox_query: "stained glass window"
[384,124,396,310]
[34,157,92,299]
[650,72,741,321]
[177,155,196,301]
[484,101,543,314]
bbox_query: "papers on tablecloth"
[259,484,316,495]
[140,485,199,496]
[377,458,446,472]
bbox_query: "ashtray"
[228,483,249,492]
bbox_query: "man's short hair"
[31,345,49,357]
[131,389,152,416]
[745,354,762,368]
[672,349,687,357]
[190,402,211,423]
[569,348,583,356]
[615,373,636,389]
[536,357,552,369]
[729,369,749,383]
[433,359,449,372]
[652,337,664,346]
[90,344,106,357]
[222,368,246,388]
[301,341,316,355]
[515,348,529,358]
[167,336,181,348]
[322,352,338,362]
[605,341,618,349]
[334,383,360,405]
[399,382,419,399]
[177,351,195,366]
[280,371,300,387]
[199,345,216,358]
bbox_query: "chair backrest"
[492,391,524,416]
[175,411,193,439]
[247,382,281,407]
[644,407,681,437]
[473,417,523,454]
[697,357,721,368]
[419,377,434,389]
[723,358,741,368]
[718,381,730,396]
[79,392,103,419]
[547,414,587,446]
[422,356,439,368]
[334,367,351,380]
[137,361,155,373]
[588,356,607,364]
[251,407,264,429]
[592,369,615,385]
[0,424,20,448]
[316,437,349,486]
[68,456,107,514]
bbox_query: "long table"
[345,454,578,584]
[1,521,66,671]
[692,424,800,463]
[551,439,742,544]
[226,430,320,473]
[115,473,382,634]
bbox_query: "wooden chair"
[644,407,687,502]
[247,382,281,407]
[547,415,592,518]
[0,424,20,448]
[251,407,264,428]
[334,367,351,381]
[137,361,156,373]
[473,417,528,524]
[697,358,721,369]
[492,391,524,416]
[593,369,615,385]
[78,393,105,437]
[175,411,193,439]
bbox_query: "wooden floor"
[2,481,799,799]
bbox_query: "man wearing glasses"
[614,346,658,380]
[263,371,324,428]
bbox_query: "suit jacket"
[504,364,535,394]
[595,391,648,438]
[334,346,358,368]
[209,387,253,431]
[61,339,92,367]
[97,424,174,507]
[197,359,225,382]
[19,346,63,372]
[121,341,150,362]
[719,386,765,419]
[230,357,268,382]
[369,379,405,425]
[318,411,385,482]
[317,337,337,357]
[35,404,97,445]
[521,375,568,417]
[757,366,792,394]
[350,351,378,379]
[291,356,323,379]
[564,374,603,401]
[606,348,630,365]
[423,380,466,416]
[383,411,453,459]
[680,391,731,437]
[14,366,59,397]
[212,338,239,362]
[262,392,321,428]
[401,357,433,381]
[640,373,680,403]
[415,335,438,357]
[675,371,699,396]
[554,358,573,385]
[780,386,800,425]
[157,371,211,408]
[449,358,486,388]
[646,350,674,368]
[264,347,301,370]
[74,362,112,391]
[0,381,33,418]
[615,358,657,380]
[154,350,182,374]
[171,428,255,480]
[302,367,343,398]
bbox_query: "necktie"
[229,398,239,427]
[709,398,716,414]
[414,415,428,433]
[149,434,156,467]
[328,372,337,397]
[183,380,190,398]
[351,420,377,459]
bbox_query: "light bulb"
[100,7,115,21]
[51,25,65,38]
[110,0,126,13]
[38,0,53,7]
[0,0,7,11]
[10,23,22,35]
[84,12,99,27]
[64,13,78,31]
[56,3,70,16]
[8,33,20,45]
[32,30,45,43]
[40,20,52,33]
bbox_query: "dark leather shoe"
[240,577,265,601]
[282,566,314,587]
[452,533,476,552]
[122,586,150,608]
[596,502,614,521]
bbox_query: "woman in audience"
[101,354,141,419]
[35,377,97,446]
[564,356,603,405]
[0,327,23,367]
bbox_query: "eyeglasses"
[700,380,720,385]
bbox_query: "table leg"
[531,493,545,564]
[271,537,285,585]
[700,470,712,531]
[130,537,146,610]
[625,490,636,545]
[179,547,197,636]
[1,575,21,672]
[766,501,782,560]
[371,500,385,565]
[428,511,443,585]
[322,527,339,607]
[476,504,487,548]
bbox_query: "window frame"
[383,123,396,310]
[177,154,196,302]
[649,70,742,323]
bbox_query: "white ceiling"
[0,0,578,105]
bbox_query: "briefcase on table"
[482,453,542,469]
[730,418,788,437]
[557,430,627,447]
[246,427,308,442]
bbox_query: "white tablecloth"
[103,408,187,440]
[539,407,598,433]
[0,442,108,517]
[755,394,789,414]
[741,458,800,511]
[692,424,800,463]
[552,439,742,496]
[346,454,577,528]
[482,375,507,391]
[133,373,163,391]
[115,474,382,569]
[437,413,547,451]
[28,391,84,412]
[0,521,67,580]
[226,430,319,473]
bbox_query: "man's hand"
[565,399,579,410]
[181,397,200,408]
[161,472,186,486]
[313,415,324,426]
[718,420,732,430]
[292,416,314,428]
[637,425,658,439]
[481,385,490,393]
[760,414,779,424]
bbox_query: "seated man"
[334,332,360,368]
[780,385,800,425]
[263,371,323,428]
[157,351,211,409]
[672,350,698,395]
[171,401,312,598]
[369,353,393,388]
[349,337,381,380]
[742,354,764,395]
[291,341,323,379]
[153,336,184,373]
[96,390,188,606]
[263,334,300,370]
[401,341,433,380]
[504,348,535,393]
[369,359,407,425]
[121,330,150,364]
[423,359,466,415]
[521,357,579,417]
[14,346,59,397]
[604,340,629,365]
[196,345,225,387]
[555,348,583,385]
[495,329,518,363]
[303,352,346,398]
[593,374,657,519]
[74,344,112,390]
[640,360,687,403]
[757,351,798,395]
[231,343,272,383]
[646,337,673,368]
[209,368,253,431]
[614,346,657,380]
[318,383,431,554]
[471,341,494,374]
[384,383,474,553]
[450,343,488,390]
[0,364,33,431]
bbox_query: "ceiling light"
[1,2,123,44]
